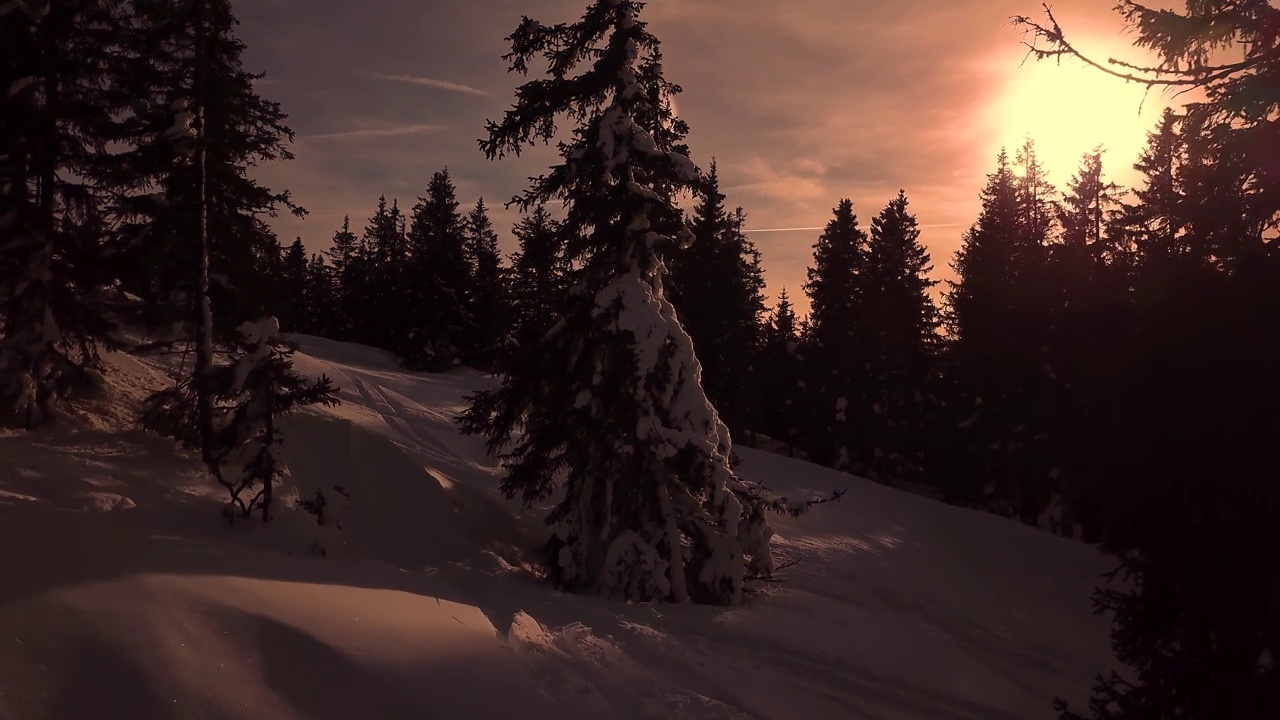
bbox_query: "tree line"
[1,0,1274,717]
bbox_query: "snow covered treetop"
[481,0,699,268]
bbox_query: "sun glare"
[982,43,1165,188]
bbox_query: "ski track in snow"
[0,334,1116,720]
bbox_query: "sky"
[237,0,1173,314]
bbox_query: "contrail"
[372,74,488,96]
[302,123,447,141]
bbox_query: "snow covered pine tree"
[219,317,338,521]
[459,0,839,605]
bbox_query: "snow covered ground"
[0,335,1115,720]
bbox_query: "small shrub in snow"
[217,317,339,521]
[297,484,350,529]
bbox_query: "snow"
[166,100,197,142]
[0,0,35,20]
[229,317,278,394]
[239,317,281,346]
[0,335,1116,719]
[667,151,698,183]
[7,77,34,98]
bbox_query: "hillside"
[0,336,1115,720]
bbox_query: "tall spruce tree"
[858,191,940,483]
[507,203,568,348]
[304,252,336,338]
[324,215,360,340]
[1057,148,1124,264]
[730,206,769,441]
[943,149,1023,505]
[359,195,407,348]
[280,237,308,333]
[801,198,869,469]
[115,0,303,344]
[757,288,803,456]
[666,162,766,436]
[463,198,508,370]
[403,169,473,370]
[0,0,127,427]
[1042,151,1129,538]
[947,139,1058,522]
[123,0,303,484]
[459,0,829,605]
[1120,108,1190,264]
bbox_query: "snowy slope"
[0,335,1115,720]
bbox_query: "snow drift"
[0,335,1115,719]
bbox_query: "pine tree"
[324,216,360,340]
[943,148,1025,507]
[758,288,803,456]
[1015,5,1279,717]
[304,252,336,338]
[859,190,940,483]
[123,0,302,486]
[1042,151,1129,538]
[358,195,407,348]
[666,162,766,435]
[1058,150,1122,257]
[114,0,304,344]
[459,0,831,605]
[280,237,309,333]
[0,0,127,427]
[1120,108,1190,264]
[801,198,869,469]
[507,203,568,348]
[463,198,509,370]
[403,169,473,370]
[729,207,769,441]
[218,317,339,521]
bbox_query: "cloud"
[301,123,448,142]
[372,74,489,96]
[236,0,1163,311]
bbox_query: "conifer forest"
[1,1,1276,718]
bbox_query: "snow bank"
[0,337,1116,719]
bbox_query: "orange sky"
[240,0,1173,316]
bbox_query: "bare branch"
[1010,3,1276,91]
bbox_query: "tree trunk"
[261,388,275,522]
[192,0,221,482]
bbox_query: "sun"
[980,41,1165,188]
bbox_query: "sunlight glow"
[981,42,1165,188]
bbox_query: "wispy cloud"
[372,74,488,96]
[302,123,447,142]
